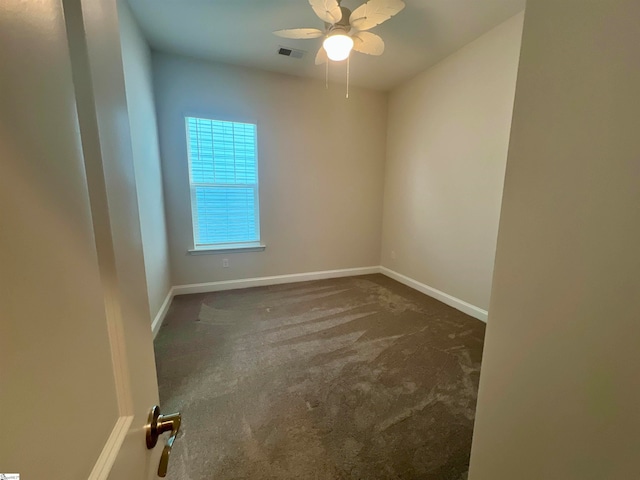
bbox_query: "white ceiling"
[127,0,525,91]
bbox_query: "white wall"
[153,53,388,286]
[469,0,640,478]
[118,0,171,319]
[380,13,524,311]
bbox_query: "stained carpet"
[154,274,485,479]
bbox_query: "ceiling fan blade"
[350,0,405,31]
[309,0,343,24]
[315,46,328,65]
[352,31,385,55]
[273,28,324,39]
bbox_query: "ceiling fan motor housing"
[325,6,352,31]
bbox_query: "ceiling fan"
[274,0,405,64]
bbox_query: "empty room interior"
[122,0,522,477]
[3,0,640,478]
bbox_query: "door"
[0,0,171,478]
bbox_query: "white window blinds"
[186,117,260,247]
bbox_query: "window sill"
[188,243,266,255]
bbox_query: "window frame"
[184,114,265,254]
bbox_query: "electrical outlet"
[391,251,397,260]
[222,258,229,268]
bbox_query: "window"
[185,116,261,250]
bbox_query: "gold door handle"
[146,405,182,477]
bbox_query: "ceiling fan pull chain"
[346,56,350,99]
[326,59,329,89]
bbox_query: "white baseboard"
[379,266,488,322]
[151,265,487,336]
[151,288,175,339]
[151,267,378,337]
[172,266,380,296]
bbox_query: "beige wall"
[153,53,388,285]
[118,0,171,319]
[470,1,640,478]
[380,13,524,311]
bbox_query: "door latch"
[146,405,182,477]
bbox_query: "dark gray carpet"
[154,274,485,479]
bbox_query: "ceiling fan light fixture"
[323,32,354,61]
